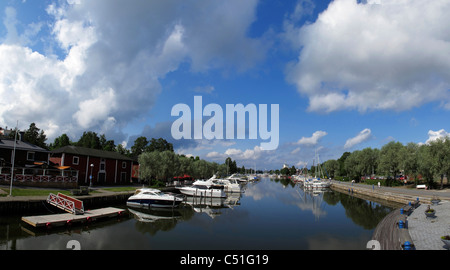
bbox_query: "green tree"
[116,143,130,156]
[417,144,435,188]
[131,136,148,157]
[359,147,379,176]
[77,131,101,149]
[24,123,47,149]
[401,142,419,184]
[290,165,297,175]
[138,151,160,183]
[378,141,404,184]
[337,151,351,177]
[49,133,71,150]
[428,138,450,189]
[99,134,115,151]
[280,167,290,176]
[323,159,339,179]
[345,150,363,182]
[146,138,174,152]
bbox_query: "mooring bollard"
[400,208,404,215]
[403,241,412,250]
[398,220,404,228]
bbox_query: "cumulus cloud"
[296,130,327,145]
[344,128,372,149]
[0,0,266,141]
[284,0,450,113]
[207,145,264,162]
[425,129,450,144]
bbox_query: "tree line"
[7,123,174,158]
[319,140,450,189]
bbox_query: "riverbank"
[331,181,450,250]
[330,180,450,205]
[0,185,151,214]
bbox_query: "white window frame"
[27,151,35,161]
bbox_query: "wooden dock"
[372,206,415,250]
[21,207,126,229]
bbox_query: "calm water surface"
[0,178,394,250]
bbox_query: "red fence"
[0,174,77,183]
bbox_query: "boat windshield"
[192,185,207,189]
[143,191,163,196]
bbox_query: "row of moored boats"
[127,174,257,209]
[291,175,332,189]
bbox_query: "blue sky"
[1,0,450,170]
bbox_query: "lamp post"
[89,163,94,187]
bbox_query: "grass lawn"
[0,186,137,197]
[0,188,72,197]
[99,187,137,192]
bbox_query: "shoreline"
[330,181,450,250]
[0,185,180,215]
[2,181,450,250]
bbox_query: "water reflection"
[1,178,395,250]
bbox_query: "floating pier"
[21,207,126,229]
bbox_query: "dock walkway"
[21,207,125,229]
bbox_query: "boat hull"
[177,187,227,198]
[127,198,184,208]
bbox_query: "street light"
[89,163,94,187]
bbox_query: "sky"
[1,0,450,170]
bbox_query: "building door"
[98,172,106,184]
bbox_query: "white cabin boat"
[177,178,227,198]
[127,188,184,208]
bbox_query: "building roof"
[0,138,49,152]
[51,145,132,161]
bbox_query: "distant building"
[50,145,133,186]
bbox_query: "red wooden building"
[50,146,133,186]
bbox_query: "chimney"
[19,131,25,142]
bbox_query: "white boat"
[127,188,184,208]
[211,177,241,193]
[304,178,331,189]
[227,173,248,183]
[177,178,227,198]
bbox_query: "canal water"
[0,178,395,250]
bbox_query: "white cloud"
[344,128,372,149]
[291,147,301,154]
[285,0,450,113]
[207,145,264,163]
[0,0,266,141]
[425,129,450,144]
[296,131,327,145]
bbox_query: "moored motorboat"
[177,178,227,198]
[210,175,241,193]
[127,188,185,208]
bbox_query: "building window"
[100,158,106,171]
[73,156,79,165]
[27,152,35,161]
[122,161,127,169]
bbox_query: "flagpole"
[9,121,18,197]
